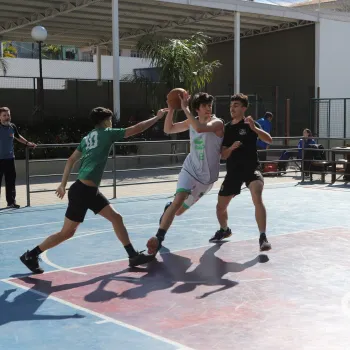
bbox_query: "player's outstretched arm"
[163,107,190,134]
[124,108,168,138]
[56,149,82,199]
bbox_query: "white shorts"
[176,169,214,209]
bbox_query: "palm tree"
[123,32,221,93]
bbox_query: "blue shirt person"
[256,112,273,150]
[279,128,316,168]
[297,128,316,159]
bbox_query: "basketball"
[147,236,159,255]
[167,88,187,110]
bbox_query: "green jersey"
[77,127,125,186]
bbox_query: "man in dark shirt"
[209,94,273,251]
[0,107,36,208]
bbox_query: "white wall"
[315,18,350,138]
[1,55,151,80]
[317,18,350,99]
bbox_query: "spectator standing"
[0,107,36,208]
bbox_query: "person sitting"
[297,128,316,159]
[278,128,316,171]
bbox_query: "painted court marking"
[0,216,255,246]
[23,222,332,278]
[95,320,110,325]
[0,208,217,233]
[1,225,341,282]
[169,278,272,284]
[3,279,194,350]
[0,181,299,232]
[41,251,87,276]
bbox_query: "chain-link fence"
[310,98,350,148]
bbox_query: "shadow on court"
[0,280,84,327]
[9,244,269,307]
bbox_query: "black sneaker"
[7,203,20,209]
[129,251,156,268]
[20,251,44,274]
[159,202,172,225]
[259,234,271,251]
[209,228,232,242]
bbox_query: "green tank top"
[77,127,125,186]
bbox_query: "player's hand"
[179,91,191,110]
[230,141,242,151]
[156,108,169,120]
[244,116,256,131]
[27,142,37,148]
[55,185,66,199]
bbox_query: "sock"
[259,232,267,242]
[27,246,42,258]
[124,244,137,258]
[221,227,228,231]
[156,228,166,243]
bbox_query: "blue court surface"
[1,181,350,350]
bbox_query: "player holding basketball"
[147,91,224,255]
[20,107,168,274]
[211,94,272,251]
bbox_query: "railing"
[25,140,191,207]
[260,136,350,183]
[24,137,350,207]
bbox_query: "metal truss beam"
[208,20,314,44]
[89,9,231,46]
[0,0,103,35]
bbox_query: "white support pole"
[96,45,102,85]
[112,0,120,121]
[234,11,240,94]
[315,21,320,97]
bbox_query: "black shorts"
[219,169,264,196]
[65,180,110,223]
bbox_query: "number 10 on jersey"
[85,131,98,150]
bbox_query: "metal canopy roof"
[0,0,320,49]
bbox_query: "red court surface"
[10,227,350,350]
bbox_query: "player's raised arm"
[163,107,190,134]
[179,91,223,134]
[124,108,168,138]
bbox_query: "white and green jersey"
[182,117,223,185]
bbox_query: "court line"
[30,221,252,277]
[41,251,87,276]
[95,320,110,324]
[1,225,340,282]
[0,217,255,245]
[169,278,272,284]
[0,208,216,232]
[3,279,194,350]
[0,181,299,231]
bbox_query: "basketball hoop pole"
[112,0,121,122]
